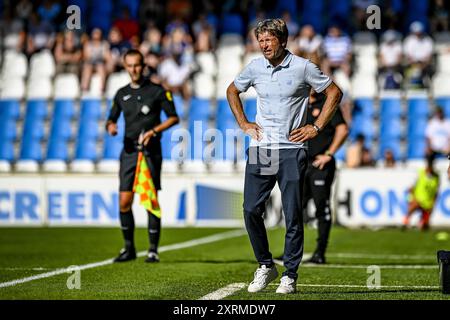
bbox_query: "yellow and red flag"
[132,152,161,218]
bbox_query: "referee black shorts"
[119,147,162,192]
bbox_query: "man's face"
[124,54,143,83]
[257,31,284,61]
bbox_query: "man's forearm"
[314,84,342,130]
[226,83,248,128]
[327,123,348,155]
[153,116,179,133]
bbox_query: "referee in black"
[106,49,179,263]
[302,90,348,264]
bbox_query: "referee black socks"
[119,210,135,251]
[147,212,161,253]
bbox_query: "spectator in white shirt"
[403,21,434,88]
[321,25,352,76]
[378,30,403,89]
[425,107,450,157]
[158,51,192,101]
[296,25,322,63]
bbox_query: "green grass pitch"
[0,226,449,300]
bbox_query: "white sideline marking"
[199,283,247,300]
[0,229,247,289]
[325,253,435,260]
[1,267,50,271]
[267,283,439,289]
[273,259,437,270]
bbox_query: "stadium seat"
[173,94,185,119]
[0,118,17,140]
[407,137,427,159]
[0,139,14,161]
[54,99,76,120]
[193,73,215,99]
[189,98,211,122]
[349,115,374,140]
[353,98,375,118]
[380,97,403,118]
[105,71,130,99]
[407,117,428,138]
[407,97,430,118]
[19,136,42,162]
[379,139,402,160]
[75,139,97,161]
[380,118,403,140]
[89,0,113,33]
[44,138,69,172]
[0,77,25,99]
[22,118,45,140]
[196,52,217,76]
[26,77,53,99]
[116,0,139,19]
[220,14,244,35]
[216,99,234,120]
[102,134,123,160]
[351,74,378,98]
[28,50,55,79]
[432,73,450,97]
[50,118,73,141]
[54,73,80,99]
[0,99,20,119]
[80,99,102,121]
[78,120,99,140]
[26,99,48,121]
[301,0,325,33]
[1,50,27,78]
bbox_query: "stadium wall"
[0,169,449,227]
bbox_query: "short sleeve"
[107,92,122,123]
[158,89,178,118]
[234,62,254,92]
[304,61,332,93]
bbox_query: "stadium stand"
[0,0,449,173]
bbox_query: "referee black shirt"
[107,79,178,153]
[306,93,346,160]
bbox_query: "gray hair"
[254,19,288,45]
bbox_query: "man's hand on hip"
[289,124,318,143]
[241,122,263,141]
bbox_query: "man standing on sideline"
[301,90,348,264]
[226,19,342,294]
[106,49,179,263]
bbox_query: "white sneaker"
[248,265,278,293]
[276,276,297,294]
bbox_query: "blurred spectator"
[282,10,299,38]
[167,0,192,21]
[165,17,189,35]
[15,0,33,27]
[26,12,55,56]
[321,25,352,76]
[113,7,140,42]
[248,10,266,31]
[107,27,131,73]
[425,107,450,157]
[296,25,322,64]
[140,27,162,55]
[245,28,259,54]
[144,51,162,84]
[192,12,216,40]
[378,30,403,89]
[162,25,193,63]
[403,21,434,89]
[195,24,215,52]
[430,0,449,32]
[383,149,396,168]
[1,9,26,52]
[81,28,111,93]
[346,134,365,168]
[139,0,165,30]
[54,30,82,75]
[37,0,62,25]
[361,147,375,167]
[158,51,192,100]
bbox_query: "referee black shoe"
[113,248,136,263]
[145,251,160,263]
[305,251,326,264]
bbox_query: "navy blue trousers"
[243,147,307,280]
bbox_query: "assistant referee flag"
[132,151,161,218]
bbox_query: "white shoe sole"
[247,269,279,293]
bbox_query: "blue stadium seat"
[302,0,325,33]
[22,119,45,140]
[20,137,42,161]
[380,97,403,118]
[407,98,429,119]
[89,0,112,33]
[216,99,234,120]
[46,139,69,161]
[26,99,48,119]
[276,0,298,17]
[78,119,99,140]
[75,139,97,161]
[161,124,184,160]
[407,137,427,159]
[189,98,210,122]
[349,115,374,140]
[0,140,14,161]
[380,118,402,140]
[171,94,185,119]
[435,97,450,118]
[0,99,20,119]
[244,99,257,122]
[54,99,76,120]
[80,99,102,121]
[220,14,244,35]
[334,144,346,161]
[0,119,17,140]
[103,133,123,160]
[354,98,375,118]
[116,0,139,19]
[328,0,351,24]
[407,117,428,138]
[50,118,72,140]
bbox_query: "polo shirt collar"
[265,50,292,68]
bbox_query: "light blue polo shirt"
[234,50,332,149]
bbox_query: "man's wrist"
[325,150,334,157]
[312,124,321,133]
